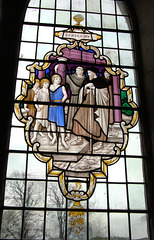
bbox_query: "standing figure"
[31,78,51,143]
[23,79,40,123]
[48,74,69,149]
[72,67,112,149]
[65,66,86,140]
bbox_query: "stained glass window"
[1,0,151,239]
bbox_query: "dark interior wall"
[0,0,154,238]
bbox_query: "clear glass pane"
[89,212,108,239]
[46,211,66,240]
[27,154,46,179]
[117,16,132,30]
[72,0,85,11]
[103,31,117,48]
[28,0,40,8]
[119,50,135,66]
[41,0,55,9]
[38,26,54,43]
[6,153,26,178]
[110,213,129,239]
[128,184,147,210]
[87,0,100,13]
[126,133,142,156]
[108,158,126,182]
[87,13,101,28]
[103,48,119,65]
[4,180,25,207]
[89,183,107,209]
[109,184,128,209]
[123,68,137,86]
[36,43,53,59]
[56,0,70,10]
[130,213,150,240]
[21,25,38,42]
[1,210,22,239]
[40,9,55,24]
[17,61,33,79]
[9,127,27,150]
[24,8,39,22]
[25,181,45,207]
[116,1,128,15]
[11,112,25,127]
[126,158,144,182]
[47,181,66,208]
[19,42,36,59]
[101,0,115,14]
[23,211,44,239]
[118,32,133,49]
[56,11,70,25]
[102,14,116,29]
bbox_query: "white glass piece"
[108,158,126,182]
[27,154,46,179]
[126,158,144,182]
[56,11,70,25]
[117,16,132,30]
[36,43,54,59]
[102,15,116,29]
[123,68,137,86]
[116,1,128,15]
[119,50,134,66]
[126,133,142,156]
[23,211,44,239]
[128,184,147,210]
[40,9,55,24]
[19,42,36,59]
[103,31,117,48]
[103,48,119,65]
[89,213,108,239]
[38,26,54,43]
[47,182,66,208]
[56,0,70,10]
[118,32,133,49]
[46,211,66,239]
[89,183,107,209]
[28,0,40,8]
[130,213,149,240]
[41,0,55,9]
[101,0,115,14]
[109,184,127,209]
[6,153,26,178]
[4,180,25,207]
[21,25,38,42]
[87,13,101,28]
[24,8,39,22]
[1,210,22,239]
[9,127,27,150]
[17,61,33,79]
[110,213,129,239]
[87,0,100,13]
[25,181,45,207]
[72,0,85,11]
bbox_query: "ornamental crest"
[14,15,138,220]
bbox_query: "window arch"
[0,0,151,239]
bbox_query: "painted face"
[54,76,61,84]
[76,67,84,76]
[87,70,96,80]
[43,81,49,88]
[35,82,40,88]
